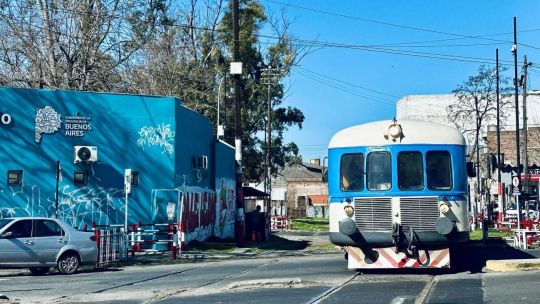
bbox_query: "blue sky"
[261,0,540,162]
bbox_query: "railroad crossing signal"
[512,176,521,196]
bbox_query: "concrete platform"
[485,259,540,272]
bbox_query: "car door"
[0,219,36,265]
[33,219,67,264]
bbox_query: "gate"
[95,226,128,267]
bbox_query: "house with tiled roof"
[271,159,328,218]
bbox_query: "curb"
[485,258,540,272]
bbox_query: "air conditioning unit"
[74,146,98,163]
[192,155,208,169]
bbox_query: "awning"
[308,195,328,206]
[243,186,270,198]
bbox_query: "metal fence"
[95,226,127,267]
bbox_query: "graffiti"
[215,178,236,238]
[55,186,123,227]
[0,183,123,229]
[137,124,175,155]
[35,106,61,143]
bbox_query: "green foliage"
[290,218,329,232]
[130,0,305,182]
[469,229,512,240]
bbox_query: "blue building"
[0,88,236,241]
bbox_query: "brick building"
[271,160,328,218]
[486,126,540,166]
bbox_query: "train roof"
[328,120,466,148]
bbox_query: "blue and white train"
[328,119,469,269]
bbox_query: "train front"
[328,120,469,269]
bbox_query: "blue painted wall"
[0,87,235,229]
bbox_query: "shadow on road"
[186,234,311,253]
[451,239,539,273]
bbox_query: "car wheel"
[29,267,50,276]
[57,252,80,274]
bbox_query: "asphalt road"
[1,252,540,304]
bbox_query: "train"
[328,119,469,269]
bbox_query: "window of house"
[426,151,452,190]
[398,151,424,190]
[340,153,364,191]
[7,170,23,186]
[367,152,392,191]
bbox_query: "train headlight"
[388,124,402,138]
[344,205,354,217]
[439,203,450,214]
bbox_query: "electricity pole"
[496,49,503,220]
[231,0,244,244]
[512,16,522,225]
[522,55,529,196]
[261,66,281,215]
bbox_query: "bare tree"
[0,0,169,90]
[447,65,513,162]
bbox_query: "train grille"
[400,196,439,231]
[353,197,393,231]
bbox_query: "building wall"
[396,92,540,151]
[0,88,236,240]
[286,181,328,209]
[486,128,540,166]
[213,141,236,239]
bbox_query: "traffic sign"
[512,176,520,187]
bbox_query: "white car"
[0,217,98,275]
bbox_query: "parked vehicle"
[0,217,97,275]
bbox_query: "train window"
[398,152,424,190]
[426,151,452,190]
[340,153,364,191]
[367,152,391,191]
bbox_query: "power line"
[265,0,540,51]
[297,67,401,99]
[294,70,396,106]
[293,69,446,117]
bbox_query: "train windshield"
[341,153,364,191]
[398,151,424,190]
[367,152,391,191]
[426,151,452,190]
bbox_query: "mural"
[0,183,124,229]
[215,178,236,238]
[35,106,61,143]
[137,124,175,156]
[179,190,216,243]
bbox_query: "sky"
[261,0,540,163]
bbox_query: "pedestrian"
[251,205,264,241]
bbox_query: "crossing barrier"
[271,215,290,230]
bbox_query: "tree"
[0,0,169,90]
[447,65,513,164]
[129,0,306,182]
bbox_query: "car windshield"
[0,219,13,230]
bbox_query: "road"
[1,252,539,304]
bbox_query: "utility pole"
[522,55,529,195]
[231,0,244,245]
[261,66,281,215]
[512,16,522,226]
[496,49,504,221]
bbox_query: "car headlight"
[344,205,354,217]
